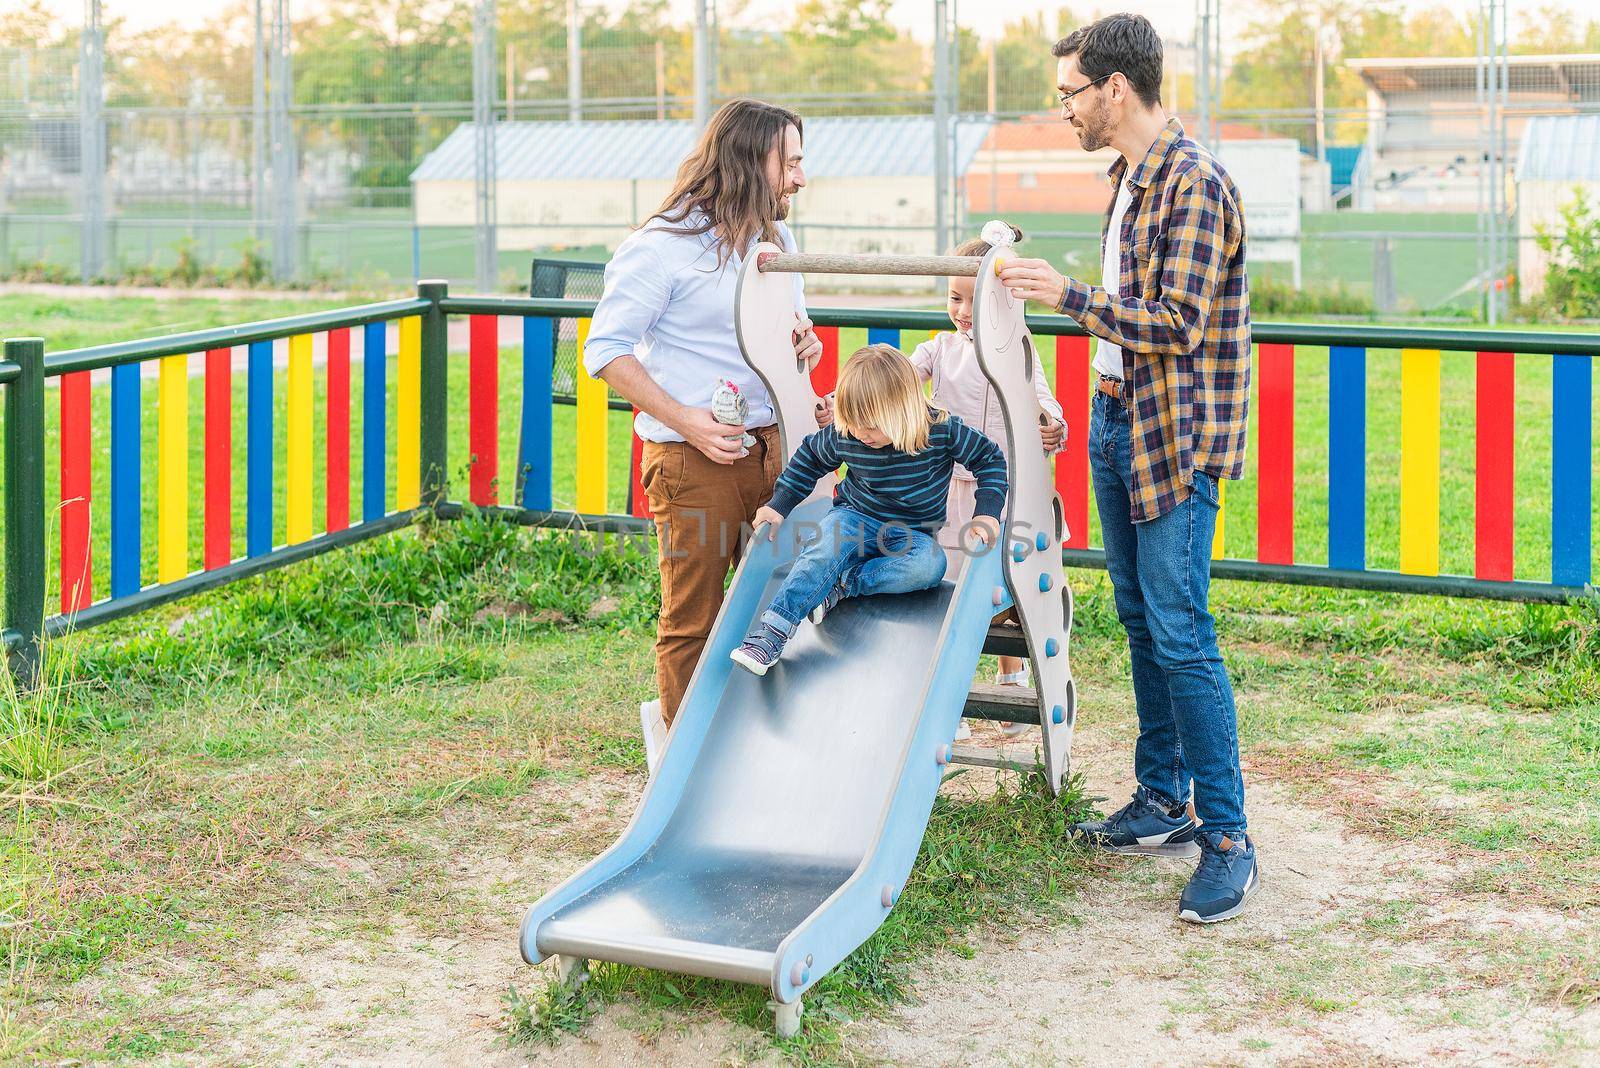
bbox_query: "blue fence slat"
[247,339,273,556]
[109,361,141,598]
[520,316,554,511]
[867,327,900,351]
[1551,353,1592,587]
[1328,345,1367,571]
[363,320,387,522]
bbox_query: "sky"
[24,0,1590,44]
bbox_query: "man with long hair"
[583,99,823,762]
[998,14,1258,924]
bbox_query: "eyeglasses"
[1057,72,1114,110]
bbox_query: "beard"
[776,191,793,221]
[1074,104,1112,152]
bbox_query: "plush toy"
[711,379,757,449]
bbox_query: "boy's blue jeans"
[1089,390,1247,836]
[761,506,947,637]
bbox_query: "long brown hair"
[649,99,803,268]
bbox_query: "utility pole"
[655,40,666,120]
[473,0,498,292]
[506,41,515,122]
[566,0,581,122]
[253,0,266,249]
[693,0,711,128]
[1313,24,1327,166]
[269,0,296,282]
[933,0,950,254]
[79,0,106,280]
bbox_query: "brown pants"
[640,424,783,724]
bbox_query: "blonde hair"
[834,344,945,454]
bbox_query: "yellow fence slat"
[1212,478,1227,560]
[575,318,608,514]
[157,353,188,583]
[1399,347,1440,576]
[286,332,313,543]
[397,315,421,510]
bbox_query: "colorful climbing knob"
[1038,574,1052,592]
[936,744,950,767]
[1012,545,1026,563]
[790,961,806,986]
[881,885,895,908]
[1036,531,1049,551]
[992,586,1005,606]
[1052,704,1065,724]
[1045,637,1059,657]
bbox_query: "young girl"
[910,224,1065,733]
[731,344,1008,676]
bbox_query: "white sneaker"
[954,720,972,741]
[639,699,667,776]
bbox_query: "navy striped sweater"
[767,414,1009,529]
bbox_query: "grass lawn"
[1,516,1597,1062]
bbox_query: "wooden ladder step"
[963,682,1040,724]
[948,742,1042,771]
[982,624,1028,659]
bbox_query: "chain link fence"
[2,2,1597,319]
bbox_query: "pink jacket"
[909,330,1065,482]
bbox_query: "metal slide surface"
[521,495,1007,1003]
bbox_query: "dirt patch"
[850,728,1600,1066]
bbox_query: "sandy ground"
[168,716,1600,1068]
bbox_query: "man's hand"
[1040,417,1065,452]
[753,505,785,539]
[997,258,1069,308]
[675,406,748,464]
[794,314,823,370]
[815,391,835,428]
[970,514,1000,547]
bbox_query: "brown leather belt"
[1096,375,1125,401]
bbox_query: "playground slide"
[521,237,1075,1035]
[520,493,1009,1027]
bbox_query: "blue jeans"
[1090,391,1246,835]
[762,506,947,635]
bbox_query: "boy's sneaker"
[1179,831,1260,924]
[730,624,788,676]
[808,584,845,625]
[639,699,667,777]
[1068,785,1200,859]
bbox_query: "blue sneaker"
[730,623,788,676]
[1179,830,1260,924]
[808,584,845,625]
[1069,785,1200,859]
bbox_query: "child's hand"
[815,392,835,427]
[753,505,785,539]
[971,515,1000,546]
[1041,418,1065,452]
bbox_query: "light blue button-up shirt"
[582,212,806,444]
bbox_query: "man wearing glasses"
[998,13,1257,924]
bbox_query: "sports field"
[4,203,1485,310]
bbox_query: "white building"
[1516,113,1600,300]
[1347,53,1600,211]
[410,116,992,264]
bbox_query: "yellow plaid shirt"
[1056,118,1252,523]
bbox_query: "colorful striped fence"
[3,288,1596,683]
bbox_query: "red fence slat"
[1256,343,1295,565]
[1475,351,1515,581]
[468,314,499,506]
[202,348,232,571]
[326,328,351,533]
[60,370,93,611]
[1055,335,1090,549]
